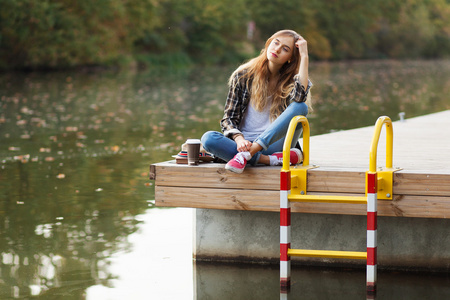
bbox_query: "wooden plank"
[308,171,450,197]
[155,186,278,211]
[152,162,450,197]
[394,173,450,197]
[153,161,280,190]
[387,194,450,218]
[292,193,450,218]
[307,170,365,194]
[155,186,449,218]
[149,164,156,180]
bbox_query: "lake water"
[1,60,449,299]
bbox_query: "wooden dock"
[150,110,450,219]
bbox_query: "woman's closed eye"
[274,40,291,52]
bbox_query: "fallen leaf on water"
[8,147,20,151]
[159,143,174,149]
[20,107,33,114]
[14,155,30,163]
[56,174,65,179]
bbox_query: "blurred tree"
[134,0,187,54]
[247,0,332,60]
[247,0,310,38]
[311,0,381,59]
[0,0,449,70]
[0,0,159,69]
[377,0,433,58]
[426,0,450,58]
[376,0,450,58]
[182,0,250,64]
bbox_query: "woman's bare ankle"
[258,154,271,165]
[249,143,263,157]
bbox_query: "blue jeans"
[201,101,308,166]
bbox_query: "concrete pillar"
[194,209,450,271]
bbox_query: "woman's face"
[266,35,295,66]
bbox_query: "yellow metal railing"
[288,249,367,260]
[367,116,401,200]
[369,116,393,172]
[282,115,310,171]
[281,115,368,262]
[281,116,316,196]
[281,115,400,199]
[280,115,401,295]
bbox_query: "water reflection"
[85,208,194,299]
[0,66,220,298]
[196,262,450,300]
[0,157,146,298]
[0,60,449,298]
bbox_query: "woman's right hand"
[295,35,308,58]
[235,136,252,152]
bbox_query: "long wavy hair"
[229,29,312,121]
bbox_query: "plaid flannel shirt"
[220,69,311,138]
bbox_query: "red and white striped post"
[280,170,291,292]
[366,172,377,296]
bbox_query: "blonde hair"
[229,29,312,120]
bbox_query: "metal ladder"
[280,115,400,296]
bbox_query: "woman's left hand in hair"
[295,36,308,58]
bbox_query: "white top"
[240,102,271,142]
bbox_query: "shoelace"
[234,153,246,164]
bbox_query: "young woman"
[201,29,312,173]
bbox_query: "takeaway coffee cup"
[186,139,201,165]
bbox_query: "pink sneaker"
[271,148,303,166]
[225,152,250,174]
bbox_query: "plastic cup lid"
[186,139,201,144]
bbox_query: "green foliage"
[247,0,326,59]
[181,0,250,64]
[247,0,311,38]
[377,0,450,58]
[310,0,381,59]
[0,0,449,70]
[135,52,193,71]
[0,0,159,69]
